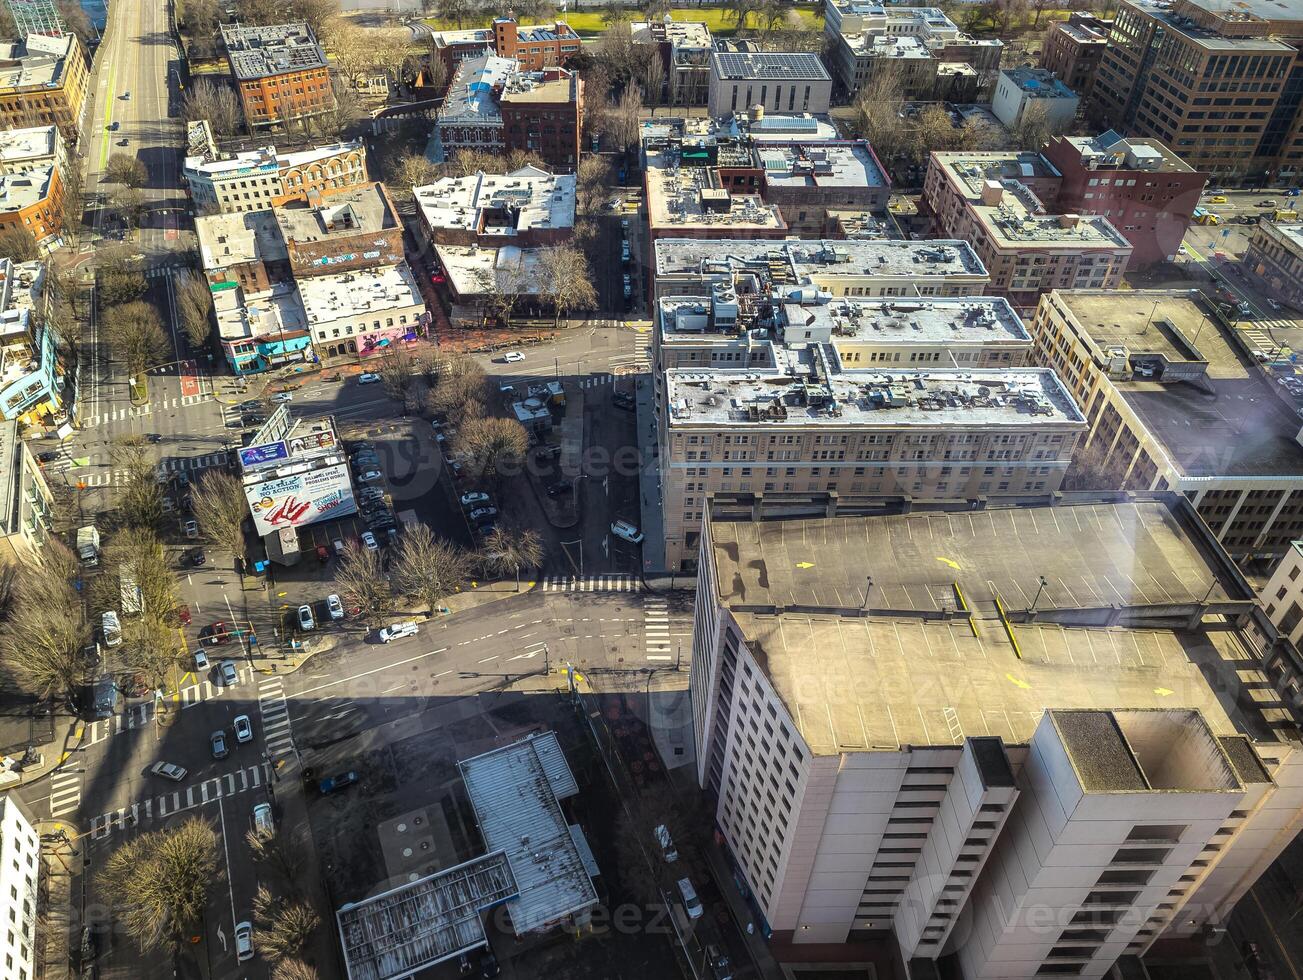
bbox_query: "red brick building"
[1041,133,1207,268]
[492,17,581,71]
[221,23,335,132]
[500,67,583,172]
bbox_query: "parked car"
[297,605,315,631]
[174,605,192,627]
[200,622,230,646]
[210,730,229,759]
[359,486,385,501]
[705,944,733,980]
[676,877,703,919]
[235,921,254,962]
[380,621,420,643]
[502,351,525,363]
[233,714,253,743]
[612,392,636,411]
[359,469,383,482]
[270,392,293,402]
[621,241,632,263]
[318,771,359,794]
[358,373,380,384]
[460,491,490,508]
[479,949,500,978]
[1258,199,1278,207]
[188,547,206,567]
[654,824,678,863]
[183,520,199,539]
[622,274,632,299]
[546,481,571,497]
[150,761,187,781]
[193,650,209,671]
[219,660,239,686]
[241,414,266,427]
[361,531,378,551]
[468,507,498,522]
[252,802,274,835]
[610,520,645,545]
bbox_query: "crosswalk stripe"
[540,574,640,592]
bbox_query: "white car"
[359,469,383,482]
[183,520,199,539]
[358,373,380,384]
[252,802,274,835]
[610,520,645,545]
[271,392,293,402]
[379,621,419,643]
[150,761,188,781]
[235,921,254,962]
[361,531,378,551]
[327,594,344,621]
[297,605,315,631]
[502,351,525,363]
[460,491,490,508]
[233,714,253,743]
[193,650,209,671]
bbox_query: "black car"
[37,450,59,463]
[546,481,571,497]
[239,400,261,411]
[242,414,267,427]
[147,433,162,444]
[188,547,206,567]
[479,949,500,978]
[612,392,636,411]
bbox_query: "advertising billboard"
[238,441,289,469]
[287,429,337,455]
[244,462,356,536]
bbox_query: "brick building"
[1039,14,1112,98]
[0,163,64,249]
[0,33,89,146]
[221,23,335,131]
[273,183,404,279]
[491,16,581,71]
[414,165,575,247]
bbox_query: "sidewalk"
[36,820,78,980]
[634,373,667,574]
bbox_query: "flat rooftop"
[0,34,75,90]
[758,141,888,190]
[1179,0,1303,25]
[654,238,987,282]
[1130,0,1295,51]
[499,69,575,105]
[221,23,328,80]
[274,183,397,243]
[818,296,1029,347]
[297,262,422,325]
[212,281,308,343]
[196,209,289,271]
[1270,222,1303,253]
[631,19,713,48]
[415,166,574,235]
[435,244,547,298]
[0,126,56,166]
[667,363,1083,427]
[1002,67,1077,98]
[708,500,1287,753]
[711,51,831,81]
[1055,19,1110,41]
[1060,132,1197,173]
[0,167,55,212]
[1054,289,1303,478]
[646,146,786,232]
[844,33,933,57]
[184,139,361,176]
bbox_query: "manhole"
[403,847,413,857]
[396,823,407,833]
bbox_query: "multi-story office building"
[991,68,1080,132]
[0,795,39,977]
[707,52,832,118]
[414,165,575,247]
[1041,132,1208,267]
[1040,14,1113,98]
[182,139,367,214]
[690,494,1303,976]
[0,33,89,145]
[654,290,1082,567]
[632,19,713,106]
[221,23,335,131]
[1030,288,1303,558]
[0,162,64,249]
[0,124,64,175]
[1260,540,1303,647]
[652,237,991,303]
[1090,0,1303,181]
[0,258,63,426]
[923,151,1132,305]
[272,182,404,280]
[823,2,1002,99]
[1244,220,1303,309]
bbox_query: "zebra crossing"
[56,451,229,488]
[48,770,82,818]
[579,373,613,389]
[88,763,269,840]
[84,665,254,744]
[644,596,673,662]
[144,265,186,279]
[258,676,298,765]
[540,574,641,593]
[79,393,209,427]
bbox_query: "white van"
[252,802,274,835]
[676,877,703,919]
[379,621,419,643]
[101,610,122,648]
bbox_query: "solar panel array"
[713,52,830,81]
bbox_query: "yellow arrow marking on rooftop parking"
[1006,674,1031,690]
[795,562,814,569]
[936,556,961,570]
[1154,687,1174,697]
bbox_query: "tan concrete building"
[923,151,1132,306]
[0,418,53,563]
[1243,221,1303,310]
[691,497,1303,976]
[1030,288,1303,558]
[0,34,89,146]
[1040,14,1112,99]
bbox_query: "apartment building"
[0,162,64,249]
[1090,0,1303,181]
[221,23,335,131]
[707,52,831,119]
[1042,132,1208,267]
[1243,220,1303,309]
[991,68,1079,131]
[0,33,89,145]
[273,182,404,279]
[414,165,575,247]
[298,261,425,358]
[0,415,54,560]
[491,16,581,71]
[632,19,713,106]
[0,125,64,175]
[0,795,39,978]
[652,237,990,303]
[195,209,290,293]
[823,2,1002,99]
[0,258,63,426]
[1030,288,1303,558]
[1040,14,1113,98]
[211,281,310,375]
[1260,541,1303,647]
[923,151,1132,305]
[690,495,1303,976]
[183,139,367,214]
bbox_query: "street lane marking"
[295,647,450,696]
[89,764,268,840]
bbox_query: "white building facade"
[0,795,39,980]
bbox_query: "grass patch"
[425,6,823,38]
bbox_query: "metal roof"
[712,51,831,81]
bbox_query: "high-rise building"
[1039,14,1113,98]
[1090,0,1303,182]
[690,495,1303,977]
[221,23,335,132]
[0,795,39,977]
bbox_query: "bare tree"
[252,885,320,962]
[236,0,337,36]
[640,48,665,108]
[98,818,218,953]
[175,270,214,350]
[425,354,487,421]
[335,543,393,616]
[538,244,597,327]
[97,253,147,306]
[55,0,95,46]
[273,961,320,980]
[0,542,91,704]
[371,29,414,91]
[245,827,307,890]
[310,77,363,140]
[851,70,908,170]
[0,227,38,262]
[390,524,469,616]
[104,300,168,377]
[475,261,528,330]
[387,152,440,201]
[104,153,148,189]
[375,346,422,413]
[1012,100,1069,151]
[320,20,371,89]
[603,85,643,155]
[456,416,528,483]
[182,79,243,137]
[725,0,761,31]
[480,525,543,591]
[189,470,248,570]
[111,436,166,530]
[433,0,476,28]
[112,186,149,230]
[575,155,613,215]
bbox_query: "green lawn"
[425,6,823,38]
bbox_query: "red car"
[430,271,446,285]
[174,605,192,627]
[200,621,231,646]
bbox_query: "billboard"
[239,441,289,469]
[287,429,337,455]
[245,462,356,536]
